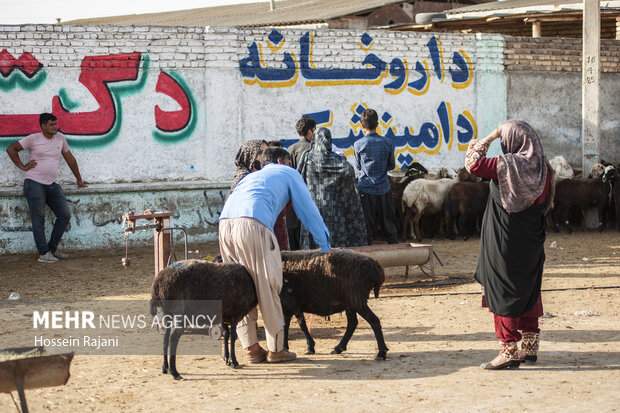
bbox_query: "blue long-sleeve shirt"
[219,163,331,252]
[354,132,395,195]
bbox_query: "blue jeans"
[23,179,71,255]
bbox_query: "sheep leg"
[295,313,316,355]
[168,328,183,380]
[283,313,291,351]
[228,324,240,369]
[580,207,587,231]
[331,309,358,355]
[551,208,560,233]
[357,304,388,361]
[222,323,230,365]
[413,211,424,242]
[597,205,605,232]
[458,213,469,241]
[445,210,455,240]
[162,326,170,374]
[401,208,412,241]
[562,207,573,234]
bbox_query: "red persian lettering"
[154,72,191,132]
[0,52,140,137]
[0,49,42,78]
[52,52,141,135]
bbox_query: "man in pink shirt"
[6,113,87,263]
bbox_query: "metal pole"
[582,0,601,174]
[270,0,275,11]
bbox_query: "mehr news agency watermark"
[1,300,222,355]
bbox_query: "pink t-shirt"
[18,132,70,185]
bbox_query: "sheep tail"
[150,278,161,317]
[149,299,162,317]
[373,265,385,298]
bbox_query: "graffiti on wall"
[280,102,476,170]
[0,50,47,92]
[239,30,477,169]
[0,50,197,148]
[239,30,472,91]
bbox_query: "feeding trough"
[347,243,440,280]
[0,347,73,413]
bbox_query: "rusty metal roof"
[63,0,409,27]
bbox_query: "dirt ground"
[0,231,619,412]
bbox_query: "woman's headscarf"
[229,139,265,192]
[496,120,555,213]
[298,127,367,248]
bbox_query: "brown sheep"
[401,168,479,241]
[444,181,490,240]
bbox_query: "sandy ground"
[0,231,619,412]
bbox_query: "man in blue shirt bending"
[219,146,331,364]
[353,108,398,245]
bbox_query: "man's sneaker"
[52,250,70,259]
[267,349,297,363]
[38,252,59,263]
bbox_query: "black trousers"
[359,190,398,245]
[286,207,301,250]
[287,226,301,250]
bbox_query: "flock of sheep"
[390,156,620,241]
[150,250,388,380]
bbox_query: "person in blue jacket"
[219,146,331,364]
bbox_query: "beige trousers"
[219,218,285,352]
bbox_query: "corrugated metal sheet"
[446,0,616,16]
[63,0,408,27]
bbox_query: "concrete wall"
[0,182,226,253]
[0,25,507,254]
[504,36,620,169]
[506,72,620,167]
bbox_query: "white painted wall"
[0,24,507,253]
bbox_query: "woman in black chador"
[465,120,555,370]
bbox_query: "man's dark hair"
[266,140,283,148]
[260,147,291,168]
[296,117,316,137]
[39,113,57,126]
[360,109,378,131]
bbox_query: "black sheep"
[552,167,616,233]
[389,162,429,239]
[280,250,389,360]
[150,260,257,379]
[604,166,620,231]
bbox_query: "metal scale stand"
[121,210,188,277]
